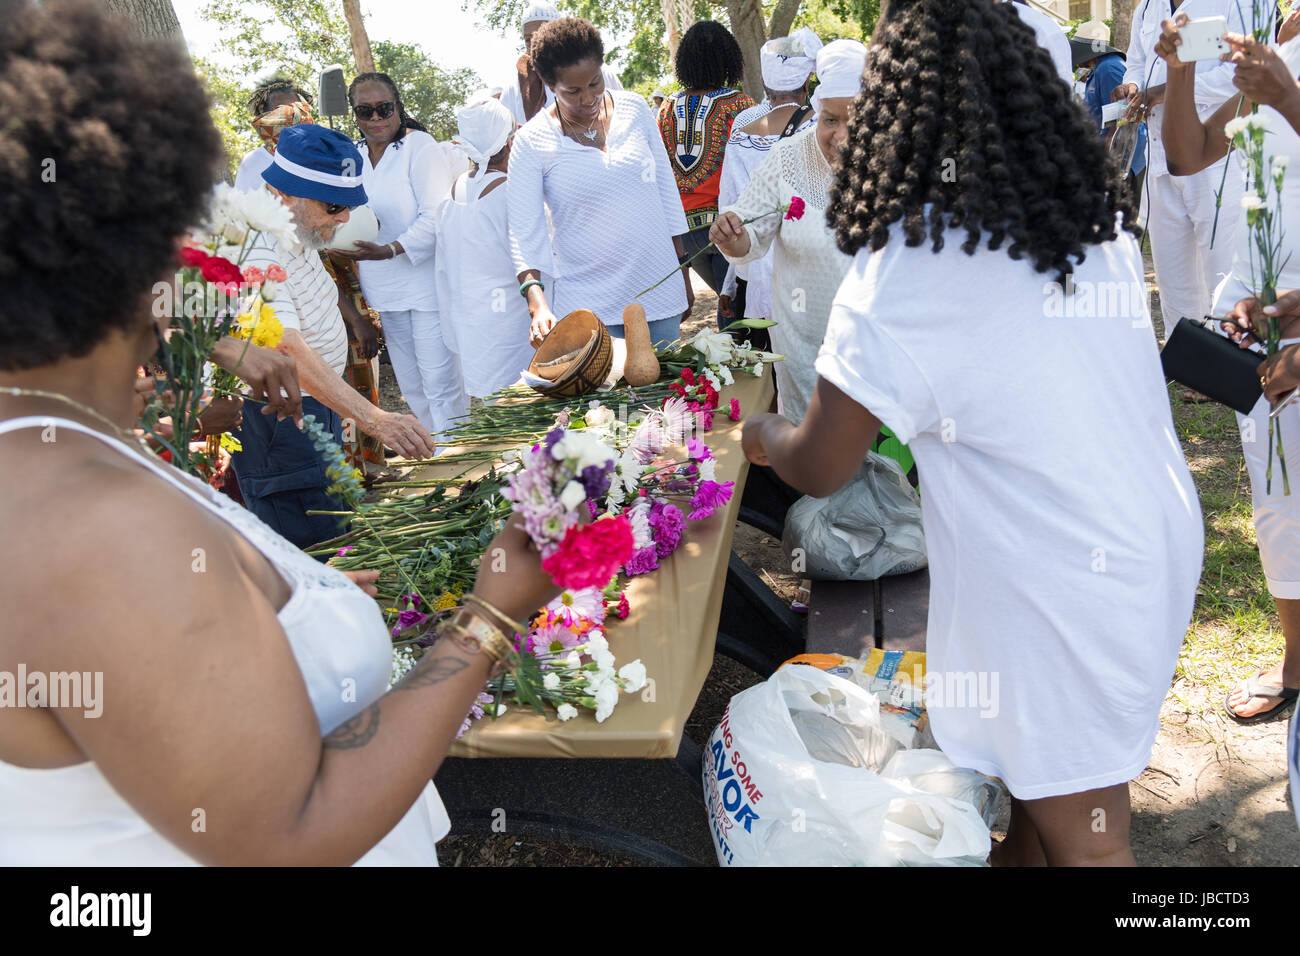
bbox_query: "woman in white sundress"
[742,0,1202,866]
[0,0,559,866]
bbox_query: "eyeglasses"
[353,101,395,121]
[322,200,351,215]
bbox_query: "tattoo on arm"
[391,652,469,692]
[322,703,380,750]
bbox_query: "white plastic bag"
[781,452,926,580]
[703,665,999,866]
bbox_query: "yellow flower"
[431,589,461,611]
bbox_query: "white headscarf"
[521,2,561,26]
[453,98,516,181]
[811,38,868,112]
[760,27,823,92]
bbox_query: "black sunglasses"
[322,200,351,215]
[353,101,395,121]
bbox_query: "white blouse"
[722,126,849,423]
[356,129,458,313]
[508,89,689,327]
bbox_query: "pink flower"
[729,398,741,421]
[336,546,354,557]
[624,545,660,576]
[686,437,712,461]
[784,196,806,221]
[698,411,714,432]
[265,264,288,282]
[241,265,265,285]
[540,515,636,591]
[615,593,630,619]
[688,480,735,521]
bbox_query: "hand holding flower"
[709,210,750,258]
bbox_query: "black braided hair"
[348,72,428,140]
[675,20,745,90]
[828,0,1139,286]
[246,72,313,118]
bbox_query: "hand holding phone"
[1176,16,1229,62]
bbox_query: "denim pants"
[231,394,349,551]
[679,224,729,294]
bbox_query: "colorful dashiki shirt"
[658,88,754,230]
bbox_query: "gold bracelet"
[462,593,526,637]
[439,609,514,676]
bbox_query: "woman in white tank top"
[0,0,560,866]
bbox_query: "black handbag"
[1159,317,1264,415]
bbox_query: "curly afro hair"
[0,0,223,371]
[529,16,604,88]
[828,0,1138,285]
[674,20,745,91]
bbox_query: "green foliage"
[195,1,480,177]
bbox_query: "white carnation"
[563,651,581,669]
[585,631,609,655]
[559,479,587,512]
[593,682,620,722]
[1224,116,1249,138]
[259,280,278,302]
[1273,156,1290,174]
[1242,193,1267,211]
[543,671,561,691]
[715,363,734,386]
[592,648,617,671]
[557,703,578,721]
[618,659,648,693]
[698,457,717,483]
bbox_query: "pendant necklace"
[561,93,606,143]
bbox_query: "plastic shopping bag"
[703,665,1000,866]
[781,452,926,581]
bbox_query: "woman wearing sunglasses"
[336,73,466,450]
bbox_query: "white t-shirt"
[355,129,457,313]
[508,89,688,326]
[816,224,1203,799]
[1006,0,1073,85]
[234,146,273,193]
[242,222,349,391]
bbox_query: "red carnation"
[729,398,741,422]
[540,515,635,591]
[200,255,243,286]
[615,593,630,619]
[681,368,696,386]
[668,382,687,397]
[178,247,209,269]
[784,196,806,221]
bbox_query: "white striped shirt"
[242,228,349,392]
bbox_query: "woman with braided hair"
[334,72,467,449]
[743,0,1203,865]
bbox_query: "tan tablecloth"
[401,367,774,759]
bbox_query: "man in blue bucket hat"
[235,124,438,551]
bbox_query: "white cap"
[811,38,868,112]
[522,2,561,26]
[651,88,666,99]
[453,98,516,180]
[760,27,823,92]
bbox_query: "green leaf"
[719,318,777,332]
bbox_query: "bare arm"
[741,376,882,498]
[280,328,436,458]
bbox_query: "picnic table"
[402,366,781,864]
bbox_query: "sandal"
[1223,673,1299,724]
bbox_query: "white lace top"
[721,126,850,423]
[0,417,449,866]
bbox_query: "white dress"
[0,417,450,865]
[234,146,273,193]
[1209,38,1300,599]
[815,226,1203,800]
[434,170,539,398]
[721,126,849,424]
[717,109,816,321]
[508,89,689,327]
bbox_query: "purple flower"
[580,463,611,500]
[624,545,660,576]
[392,607,430,636]
[686,437,712,461]
[544,427,565,451]
[586,499,599,519]
[336,546,355,557]
[688,480,734,521]
[650,502,685,558]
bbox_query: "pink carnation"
[540,515,635,591]
[784,196,806,221]
[265,264,288,282]
[241,265,265,285]
[624,545,660,576]
[729,398,741,421]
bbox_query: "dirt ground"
[377,267,1298,867]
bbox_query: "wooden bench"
[804,570,929,657]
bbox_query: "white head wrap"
[521,2,561,26]
[452,98,516,180]
[759,27,823,92]
[810,38,868,113]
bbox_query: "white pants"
[381,309,467,447]
[1144,157,1243,330]
[1238,366,1300,599]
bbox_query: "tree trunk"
[342,0,376,75]
[663,0,686,62]
[1112,0,1134,54]
[102,0,182,41]
[724,0,768,100]
[767,0,800,40]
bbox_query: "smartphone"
[1177,16,1229,62]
